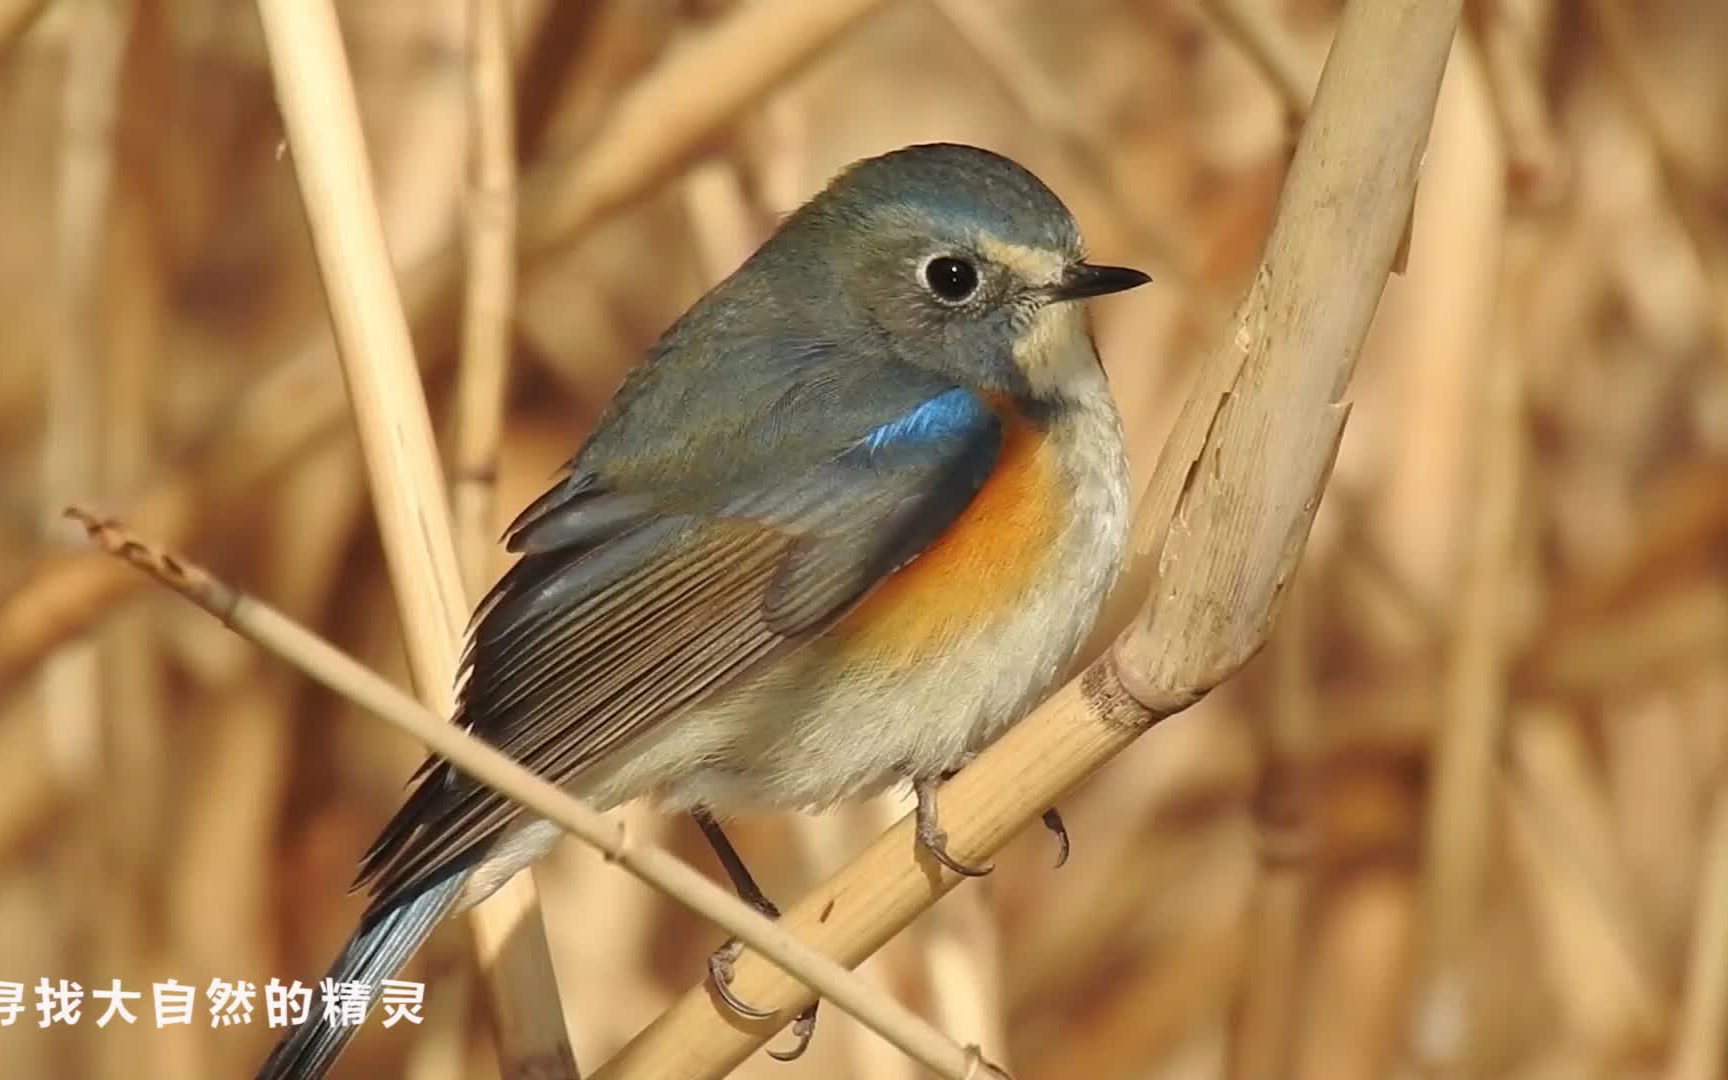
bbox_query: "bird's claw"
[914,777,993,876]
[708,938,821,1060]
[707,938,775,1020]
[766,1003,820,1062]
[1042,806,1071,868]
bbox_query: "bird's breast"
[828,401,1065,667]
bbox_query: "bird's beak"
[1047,262,1152,302]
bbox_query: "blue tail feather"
[255,869,466,1080]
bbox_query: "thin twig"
[249,1,573,1075]
[65,506,993,1080]
[596,2,1463,1076]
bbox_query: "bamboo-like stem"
[1193,0,1316,125]
[249,2,573,1076]
[1417,214,1522,1049]
[596,2,1463,1076]
[66,507,992,1080]
[450,5,547,1068]
[454,0,517,596]
[0,0,893,692]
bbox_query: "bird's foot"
[914,776,993,877]
[705,922,822,1060]
[695,811,821,1061]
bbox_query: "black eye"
[923,256,979,303]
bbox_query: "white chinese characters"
[0,977,426,1029]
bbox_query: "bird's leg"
[933,766,1070,869]
[913,776,994,877]
[692,810,820,1062]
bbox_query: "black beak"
[1048,262,1152,302]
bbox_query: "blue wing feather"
[860,387,993,454]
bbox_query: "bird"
[257,141,1148,1079]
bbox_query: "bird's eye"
[922,256,980,303]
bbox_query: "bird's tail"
[255,868,466,1080]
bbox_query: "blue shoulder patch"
[861,387,992,453]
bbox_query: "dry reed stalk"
[1006,768,1251,1016]
[928,0,1227,327]
[520,0,889,263]
[42,6,131,1077]
[454,0,517,596]
[448,4,557,1070]
[1360,33,1506,620]
[1603,692,1708,976]
[920,863,1008,1066]
[66,507,988,1080]
[1502,732,1667,1052]
[1475,0,1566,202]
[0,0,47,57]
[403,961,475,1080]
[1289,869,1417,1080]
[1511,706,1665,982]
[1416,197,1523,1063]
[96,179,168,895]
[92,91,176,1080]
[0,0,889,693]
[541,803,674,1058]
[1585,0,1728,363]
[0,710,54,856]
[1013,830,1253,1079]
[789,799,921,1080]
[597,2,1463,1075]
[1524,583,1728,696]
[1192,0,1316,127]
[0,251,461,691]
[168,436,368,1077]
[40,0,129,799]
[1667,787,1728,1080]
[1226,577,1317,1080]
[249,1,576,1076]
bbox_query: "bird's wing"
[354,378,1004,914]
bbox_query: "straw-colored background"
[3,0,1727,1077]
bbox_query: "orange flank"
[830,401,1064,666]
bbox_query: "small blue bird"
[259,142,1147,1078]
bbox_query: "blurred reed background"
[2,0,1726,1078]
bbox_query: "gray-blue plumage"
[255,142,1144,1080]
